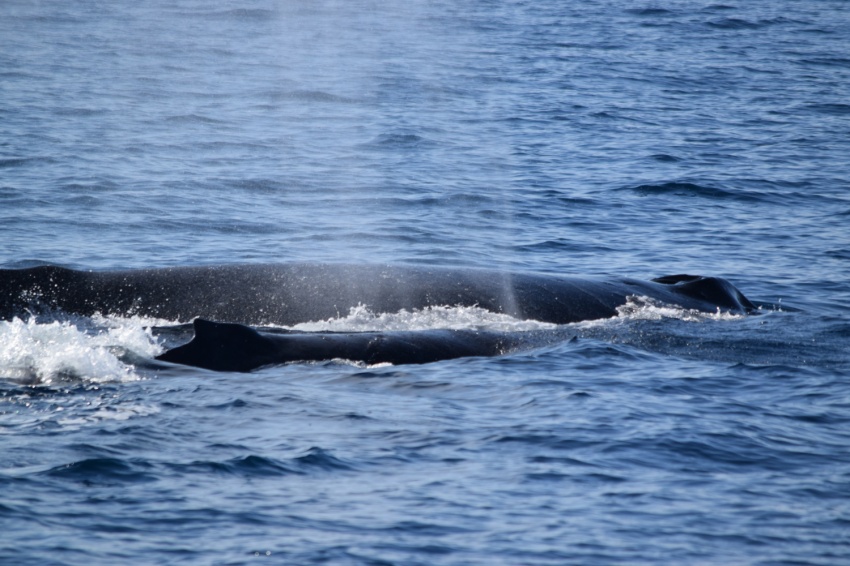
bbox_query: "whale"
[156,318,577,371]
[0,263,756,326]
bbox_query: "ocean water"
[2,0,850,564]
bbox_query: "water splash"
[613,295,746,323]
[0,315,163,384]
[290,304,558,333]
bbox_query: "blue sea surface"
[2,1,850,564]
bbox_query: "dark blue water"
[2,1,850,564]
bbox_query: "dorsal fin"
[157,318,276,372]
[653,275,756,311]
[651,274,701,285]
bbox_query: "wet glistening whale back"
[0,263,756,326]
[156,319,579,372]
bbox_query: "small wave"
[224,455,298,476]
[166,455,297,477]
[290,305,557,333]
[272,90,357,104]
[56,403,161,430]
[826,249,850,261]
[625,8,673,17]
[804,103,850,116]
[0,71,42,80]
[708,16,796,30]
[52,107,104,117]
[706,18,762,30]
[165,114,225,124]
[649,153,682,163]
[22,13,85,25]
[800,58,850,69]
[59,180,119,192]
[293,447,354,472]
[194,8,277,21]
[361,133,437,149]
[43,457,156,484]
[622,181,763,203]
[0,157,46,168]
[167,449,352,477]
[647,435,809,472]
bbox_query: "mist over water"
[2,0,850,564]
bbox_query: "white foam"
[0,315,163,385]
[290,304,558,333]
[56,402,161,430]
[580,295,746,326]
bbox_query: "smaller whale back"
[157,319,280,372]
[156,319,563,371]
